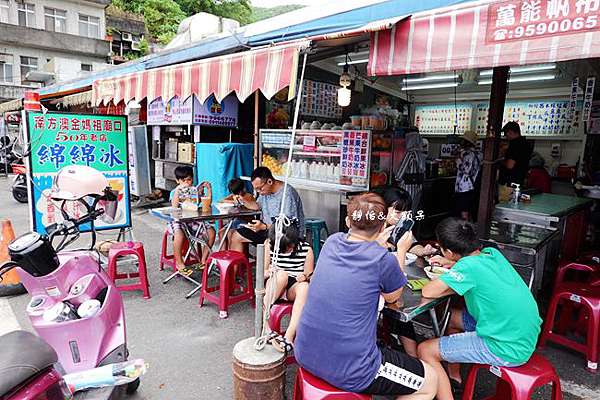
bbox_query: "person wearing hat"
[454,130,482,220]
[499,121,534,187]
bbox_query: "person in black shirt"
[498,121,533,186]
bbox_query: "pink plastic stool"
[268,301,296,365]
[107,241,150,299]
[159,230,200,271]
[539,282,600,372]
[199,250,254,318]
[268,302,294,334]
[462,353,562,400]
[293,368,372,400]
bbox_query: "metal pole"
[254,243,265,338]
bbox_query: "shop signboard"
[582,76,596,124]
[341,130,368,178]
[147,96,193,126]
[193,95,238,127]
[487,0,600,44]
[25,112,131,234]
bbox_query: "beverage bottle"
[63,359,147,394]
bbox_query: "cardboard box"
[165,139,178,161]
[178,143,195,164]
[155,161,164,179]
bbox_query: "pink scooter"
[0,165,139,398]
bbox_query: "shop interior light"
[477,74,556,85]
[401,82,459,91]
[402,74,459,84]
[337,55,352,107]
[337,87,352,107]
[337,58,369,66]
[479,63,556,77]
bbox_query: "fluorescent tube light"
[403,74,459,84]
[479,63,556,77]
[337,59,369,66]
[477,74,556,85]
[401,82,459,91]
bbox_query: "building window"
[20,56,38,81]
[18,3,35,28]
[81,63,92,72]
[0,0,9,24]
[0,54,13,83]
[45,7,67,33]
[78,14,100,38]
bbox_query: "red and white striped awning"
[369,0,600,76]
[92,40,310,106]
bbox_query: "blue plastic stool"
[305,218,329,259]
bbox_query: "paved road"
[0,175,598,399]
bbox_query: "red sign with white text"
[486,0,600,43]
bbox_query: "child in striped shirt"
[264,219,314,353]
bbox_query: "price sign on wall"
[26,112,131,234]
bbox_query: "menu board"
[300,80,343,119]
[475,100,579,135]
[414,104,473,134]
[341,130,368,178]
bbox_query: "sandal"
[272,335,294,354]
[265,331,279,344]
[177,266,194,277]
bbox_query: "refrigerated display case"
[259,129,372,233]
[259,129,371,192]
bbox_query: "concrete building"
[106,5,147,65]
[0,0,111,103]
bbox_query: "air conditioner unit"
[131,41,141,51]
[122,32,133,41]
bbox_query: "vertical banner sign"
[583,76,596,124]
[569,77,579,122]
[26,112,131,234]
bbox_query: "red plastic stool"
[462,353,562,400]
[553,262,599,334]
[107,242,150,299]
[268,301,296,365]
[268,302,294,334]
[293,368,372,400]
[539,282,600,372]
[199,250,254,318]
[159,230,200,271]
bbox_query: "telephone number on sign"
[492,16,598,42]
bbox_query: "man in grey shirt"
[230,167,305,252]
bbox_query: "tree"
[176,0,253,25]
[142,0,187,44]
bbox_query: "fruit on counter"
[370,171,388,187]
[262,154,284,175]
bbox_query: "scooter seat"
[0,330,58,396]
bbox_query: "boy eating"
[417,218,541,400]
[170,166,216,275]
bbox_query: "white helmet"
[51,165,109,200]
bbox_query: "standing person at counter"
[454,131,482,221]
[229,167,305,252]
[498,121,533,188]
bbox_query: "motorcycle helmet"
[51,165,109,200]
[51,165,119,221]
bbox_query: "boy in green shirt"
[417,218,541,400]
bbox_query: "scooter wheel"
[12,188,28,203]
[126,378,140,395]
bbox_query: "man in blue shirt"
[294,193,438,399]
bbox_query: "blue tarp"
[247,0,471,45]
[195,143,254,203]
[39,0,468,97]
